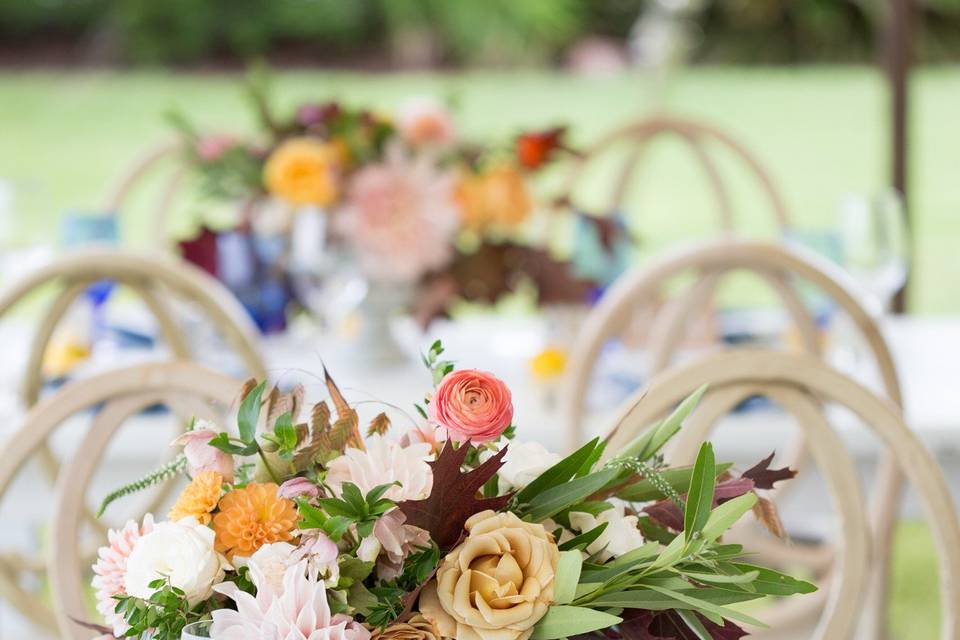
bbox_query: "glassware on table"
[839,189,910,314]
[182,620,213,639]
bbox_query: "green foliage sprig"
[97,454,187,517]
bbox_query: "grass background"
[0,67,958,312]
[0,66,953,636]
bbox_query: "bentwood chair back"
[103,141,186,252]
[0,249,265,634]
[556,114,791,233]
[0,362,242,640]
[562,237,904,636]
[604,350,960,640]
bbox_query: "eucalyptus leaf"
[524,467,620,522]
[700,492,757,542]
[684,443,716,541]
[530,605,622,640]
[516,438,601,505]
[553,551,583,605]
[619,385,707,462]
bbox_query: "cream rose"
[124,517,226,606]
[569,502,644,563]
[419,510,559,640]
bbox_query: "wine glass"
[840,189,910,314]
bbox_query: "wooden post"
[886,0,913,312]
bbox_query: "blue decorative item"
[60,211,120,340]
[570,209,634,292]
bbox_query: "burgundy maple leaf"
[397,441,513,549]
[741,452,797,490]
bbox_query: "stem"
[258,449,281,484]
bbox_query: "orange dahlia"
[168,470,222,525]
[455,164,532,230]
[212,482,298,558]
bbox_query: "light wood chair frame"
[0,249,265,632]
[558,114,791,232]
[562,237,904,636]
[0,362,242,640]
[601,350,960,640]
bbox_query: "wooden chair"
[0,362,242,639]
[557,114,791,233]
[562,237,904,636]
[103,141,186,252]
[599,350,960,639]
[0,249,265,633]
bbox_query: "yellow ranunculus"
[419,510,559,640]
[263,137,339,207]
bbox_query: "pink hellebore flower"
[373,509,431,581]
[277,477,321,501]
[172,422,235,483]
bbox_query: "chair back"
[0,247,267,407]
[604,350,960,640]
[557,114,790,232]
[0,362,241,639]
[564,237,900,448]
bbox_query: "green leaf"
[366,482,399,505]
[209,433,259,456]
[648,534,687,572]
[677,609,712,640]
[645,585,767,628]
[684,443,716,541]
[523,467,620,522]
[341,482,368,515]
[296,499,329,529]
[347,581,378,616]
[617,464,732,502]
[317,498,358,518]
[323,515,354,542]
[339,557,376,582]
[270,412,297,457]
[732,564,818,596]
[589,587,763,610]
[553,551,583,605]
[238,381,266,444]
[620,385,707,461]
[558,522,608,552]
[530,605,622,640]
[516,438,601,505]
[700,492,757,542]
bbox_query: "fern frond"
[97,454,187,517]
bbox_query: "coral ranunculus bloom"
[428,369,513,443]
[263,137,340,207]
[212,482,298,558]
[168,470,222,525]
[455,164,532,230]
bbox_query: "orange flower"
[455,164,532,230]
[263,137,339,207]
[212,482,298,558]
[516,127,566,170]
[168,470,222,525]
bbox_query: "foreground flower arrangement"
[92,342,814,639]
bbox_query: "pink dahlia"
[336,143,459,283]
[91,514,155,636]
[211,560,370,640]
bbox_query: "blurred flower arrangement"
[90,341,814,639]
[172,72,594,334]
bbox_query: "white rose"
[124,517,226,606]
[569,502,645,562]
[488,441,562,491]
[246,542,297,596]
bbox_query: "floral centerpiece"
[89,342,814,639]
[172,73,596,333]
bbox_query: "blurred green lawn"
[0,67,951,636]
[0,67,958,312]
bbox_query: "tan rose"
[369,615,440,640]
[419,510,559,640]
